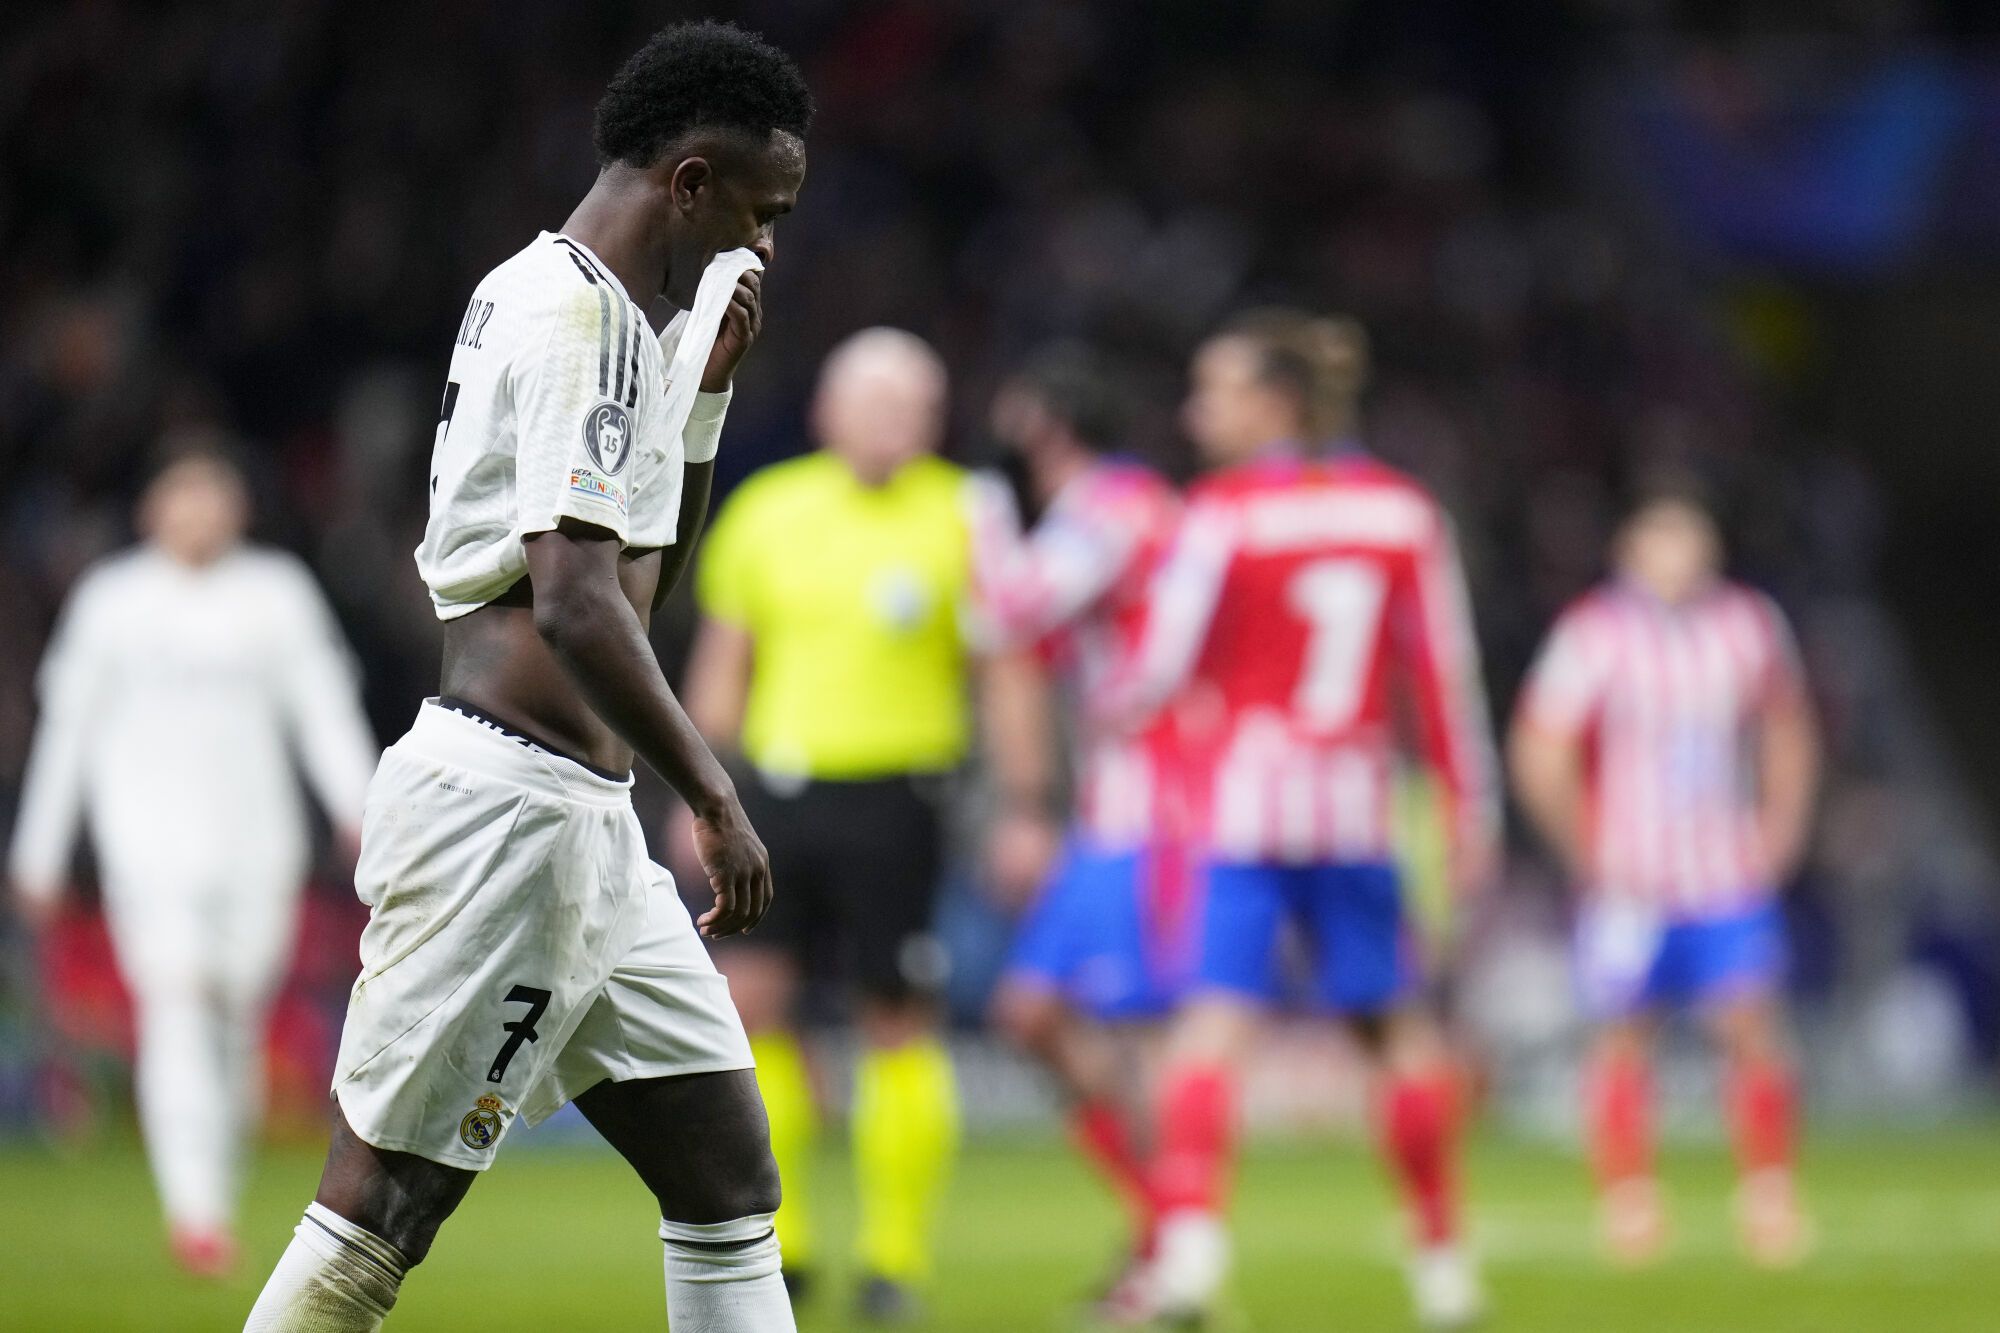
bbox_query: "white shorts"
[332,702,752,1170]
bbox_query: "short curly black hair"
[593,20,813,169]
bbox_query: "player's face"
[1618,500,1721,604]
[666,130,805,307]
[1183,335,1290,467]
[141,459,249,566]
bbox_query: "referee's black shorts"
[734,770,948,1004]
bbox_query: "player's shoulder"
[470,233,617,337]
[1709,579,1795,640]
[1548,583,1628,643]
[67,547,153,604]
[1324,452,1444,513]
[230,544,320,589]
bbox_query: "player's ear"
[669,155,714,213]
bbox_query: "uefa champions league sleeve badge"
[583,401,633,475]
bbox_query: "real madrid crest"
[460,1093,505,1151]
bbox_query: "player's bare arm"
[1756,681,1821,884]
[1508,717,1587,879]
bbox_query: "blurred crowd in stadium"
[3,0,1999,1139]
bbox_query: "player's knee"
[1709,996,1785,1064]
[670,1130,782,1225]
[738,1139,784,1218]
[1168,994,1258,1067]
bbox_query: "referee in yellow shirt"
[682,327,1051,1321]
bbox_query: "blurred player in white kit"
[8,446,378,1276]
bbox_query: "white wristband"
[683,388,733,464]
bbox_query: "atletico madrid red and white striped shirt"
[965,460,1181,849]
[1123,451,1498,867]
[1517,579,1806,915]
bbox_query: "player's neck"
[561,171,670,305]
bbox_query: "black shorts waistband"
[431,696,631,783]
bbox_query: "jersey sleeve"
[1121,490,1237,717]
[511,279,639,544]
[694,477,763,630]
[1396,510,1500,846]
[8,575,112,894]
[963,473,1141,650]
[1749,592,1808,707]
[1518,601,1610,737]
[266,560,378,831]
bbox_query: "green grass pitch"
[3,1128,1997,1330]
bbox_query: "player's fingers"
[743,865,773,930]
[724,292,754,342]
[700,893,740,939]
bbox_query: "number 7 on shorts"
[487,984,553,1083]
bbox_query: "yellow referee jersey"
[696,451,973,780]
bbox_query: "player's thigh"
[1188,860,1293,1003]
[98,869,208,999]
[213,864,307,1008]
[313,1105,477,1265]
[575,1068,781,1224]
[1002,844,1156,1019]
[1701,988,1790,1064]
[1298,861,1415,1018]
[1676,904,1789,1027]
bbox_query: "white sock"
[659,1213,796,1332]
[244,1203,406,1331]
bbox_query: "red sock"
[1153,1065,1236,1216]
[1380,1070,1460,1246]
[1072,1098,1160,1251]
[1587,1049,1654,1188]
[1727,1058,1797,1178]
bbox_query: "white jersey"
[8,546,378,898]
[416,232,751,619]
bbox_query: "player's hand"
[9,881,61,934]
[700,270,763,394]
[690,798,773,938]
[986,807,1062,911]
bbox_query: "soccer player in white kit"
[242,21,808,1331]
[1510,483,1820,1267]
[9,447,378,1277]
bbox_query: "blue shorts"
[1003,844,1171,1021]
[1575,900,1787,1019]
[1192,860,1415,1015]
